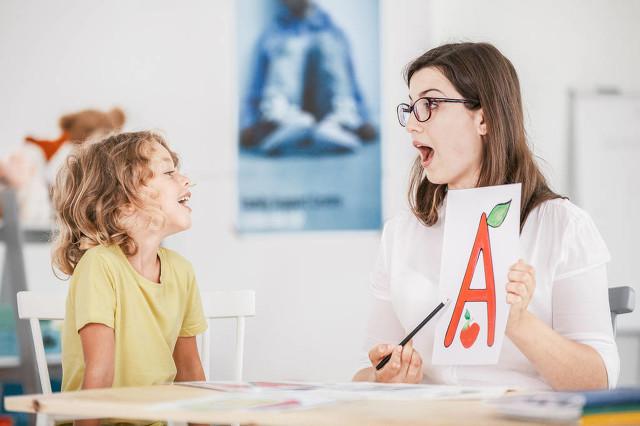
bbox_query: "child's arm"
[74,323,115,426]
[79,323,115,388]
[173,336,206,382]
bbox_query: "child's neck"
[127,234,163,284]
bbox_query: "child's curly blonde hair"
[52,131,178,275]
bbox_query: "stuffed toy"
[0,107,125,226]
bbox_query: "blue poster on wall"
[237,0,381,232]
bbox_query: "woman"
[353,42,618,390]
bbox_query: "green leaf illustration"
[487,200,512,228]
[464,309,470,320]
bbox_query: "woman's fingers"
[369,343,392,364]
[406,349,423,383]
[506,281,529,306]
[507,260,536,308]
[371,341,424,383]
[376,345,403,382]
[506,292,522,304]
[511,259,534,273]
[397,341,413,379]
[507,270,531,283]
[509,261,536,288]
[506,282,528,297]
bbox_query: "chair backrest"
[198,290,256,382]
[16,291,66,394]
[16,289,256,394]
[609,286,636,335]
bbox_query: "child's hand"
[505,259,536,335]
[369,340,423,384]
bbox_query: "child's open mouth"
[178,192,191,210]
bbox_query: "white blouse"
[363,198,619,390]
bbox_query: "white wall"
[0,0,429,382]
[2,0,639,383]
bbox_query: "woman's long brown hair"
[405,42,563,230]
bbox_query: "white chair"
[17,289,255,394]
[197,290,256,381]
[16,291,66,395]
[609,286,635,336]
[16,291,66,426]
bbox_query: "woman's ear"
[475,108,487,136]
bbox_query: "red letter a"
[444,213,496,348]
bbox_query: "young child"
[52,131,207,394]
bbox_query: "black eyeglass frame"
[396,97,479,127]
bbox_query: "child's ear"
[475,108,487,136]
[117,204,138,231]
[118,203,136,219]
[118,203,136,225]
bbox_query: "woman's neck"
[448,167,481,190]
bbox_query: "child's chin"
[168,221,192,234]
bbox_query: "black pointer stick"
[375,299,450,371]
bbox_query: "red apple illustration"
[460,309,480,348]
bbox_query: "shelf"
[0,353,61,368]
[0,226,52,243]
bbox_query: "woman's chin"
[424,170,446,185]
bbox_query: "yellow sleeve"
[71,250,117,332]
[180,272,207,337]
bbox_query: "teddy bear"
[0,107,126,227]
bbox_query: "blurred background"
[0,0,638,414]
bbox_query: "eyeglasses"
[396,97,479,127]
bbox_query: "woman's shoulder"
[382,209,422,234]
[530,197,610,278]
[530,197,596,229]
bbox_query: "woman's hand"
[368,340,423,384]
[505,259,536,335]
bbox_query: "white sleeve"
[370,222,392,301]
[551,207,618,388]
[360,297,405,369]
[554,206,610,280]
[361,219,404,368]
[553,265,619,388]
[370,214,405,300]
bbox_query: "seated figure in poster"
[240,0,376,156]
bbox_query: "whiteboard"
[570,91,640,331]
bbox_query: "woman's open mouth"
[415,143,435,167]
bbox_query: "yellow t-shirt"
[61,244,207,391]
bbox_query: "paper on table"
[149,386,333,412]
[313,382,509,401]
[171,393,333,412]
[179,381,319,392]
[173,381,509,405]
